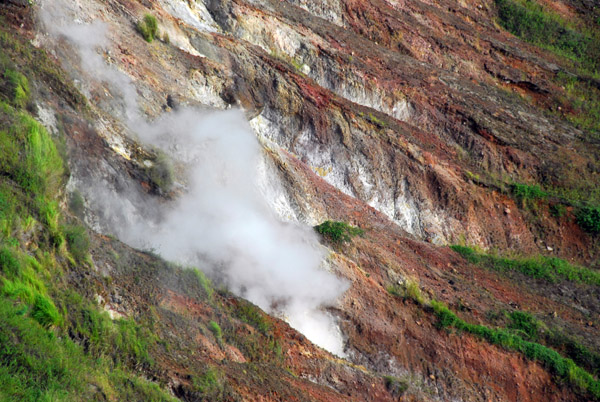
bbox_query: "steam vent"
[1,0,600,400]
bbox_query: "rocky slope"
[1,0,599,401]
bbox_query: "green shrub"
[576,206,600,234]
[511,183,547,201]
[315,220,364,243]
[549,203,567,218]
[192,268,213,301]
[68,190,85,217]
[137,14,159,43]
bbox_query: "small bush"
[315,220,364,243]
[511,183,547,202]
[576,206,600,234]
[193,269,213,301]
[137,14,159,43]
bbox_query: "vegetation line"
[450,245,600,285]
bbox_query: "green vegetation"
[576,206,600,234]
[315,220,364,243]
[192,366,225,398]
[63,224,90,264]
[209,320,222,340]
[507,310,541,341]
[0,46,173,397]
[383,375,408,398]
[68,190,85,217]
[556,72,600,136]
[191,268,214,301]
[430,300,600,399]
[511,183,547,202]
[368,112,386,128]
[549,203,567,218]
[234,300,272,334]
[495,0,600,73]
[146,151,174,193]
[3,69,29,108]
[137,14,159,43]
[450,245,600,285]
[495,0,600,137]
[387,277,426,305]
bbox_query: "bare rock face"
[5,0,599,400]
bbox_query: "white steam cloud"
[40,0,348,356]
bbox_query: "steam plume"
[40,0,349,356]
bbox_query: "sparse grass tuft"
[387,277,426,305]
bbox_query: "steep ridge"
[0,0,599,401]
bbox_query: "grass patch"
[450,245,600,285]
[137,14,159,43]
[63,224,90,265]
[3,69,29,109]
[315,220,364,243]
[209,320,222,340]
